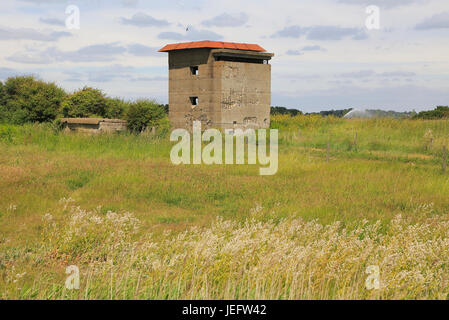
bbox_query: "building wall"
[99,121,128,132]
[168,48,219,130]
[168,48,271,130]
[63,121,127,133]
[64,123,100,134]
[219,60,271,129]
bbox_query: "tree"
[2,76,66,124]
[105,98,129,119]
[413,106,449,120]
[0,80,5,106]
[158,104,169,114]
[61,87,109,118]
[271,106,303,117]
[126,99,166,133]
[0,81,5,123]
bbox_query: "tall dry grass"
[2,119,449,300]
[2,200,448,300]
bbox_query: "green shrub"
[61,87,109,118]
[152,116,171,137]
[126,99,166,133]
[0,81,6,123]
[0,124,16,143]
[0,81,5,106]
[105,98,129,119]
[0,75,169,128]
[1,76,66,124]
[413,106,449,120]
[271,106,303,116]
[159,103,169,114]
[50,118,65,133]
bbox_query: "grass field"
[1,115,449,299]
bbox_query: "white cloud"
[18,0,65,3]
[416,12,449,29]
[121,13,170,27]
[0,26,71,41]
[272,25,368,41]
[271,26,305,38]
[0,67,19,80]
[273,84,449,111]
[130,76,167,82]
[127,44,160,56]
[59,64,167,83]
[286,45,326,55]
[7,43,127,64]
[158,26,223,41]
[337,0,429,8]
[302,45,325,51]
[338,70,376,78]
[39,17,65,26]
[201,12,248,27]
[1,0,449,110]
[286,50,303,56]
[6,42,165,65]
[122,0,139,7]
[379,71,416,77]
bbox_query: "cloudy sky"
[0,0,449,112]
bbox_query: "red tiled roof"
[159,41,266,52]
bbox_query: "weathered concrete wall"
[63,123,100,134]
[168,48,272,130]
[219,60,271,129]
[98,121,127,132]
[168,48,219,130]
[62,119,127,133]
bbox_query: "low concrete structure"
[159,41,274,130]
[61,118,127,133]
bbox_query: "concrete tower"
[159,41,274,130]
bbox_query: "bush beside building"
[0,75,168,133]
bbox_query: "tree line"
[0,75,168,133]
[270,106,354,118]
[271,105,449,119]
[412,106,449,119]
[1,76,447,131]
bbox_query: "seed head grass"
[1,118,449,299]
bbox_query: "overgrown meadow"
[1,115,449,299]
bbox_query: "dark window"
[190,97,198,106]
[215,56,265,64]
[190,66,199,76]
